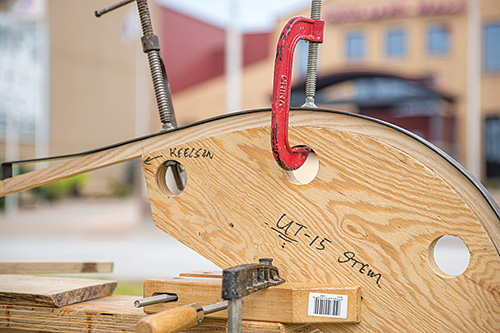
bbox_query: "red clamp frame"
[271,17,324,171]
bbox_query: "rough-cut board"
[0,261,113,274]
[0,296,142,332]
[143,274,361,324]
[0,295,319,332]
[140,110,500,332]
[0,275,117,307]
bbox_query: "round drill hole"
[286,151,319,185]
[156,160,187,196]
[428,235,470,277]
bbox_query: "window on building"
[427,25,450,55]
[484,23,500,72]
[386,28,407,58]
[485,117,500,178]
[345,31,365,61]
[0,22,47,142]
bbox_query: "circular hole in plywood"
[428,235,470,277]
[286,151,319,185]
[156,160,187,196]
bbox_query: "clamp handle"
[271,17,324,171]
[135,304,203,333]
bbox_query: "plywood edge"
[0,275,117,308]
[50,280,117,307]
[0,262,113,274]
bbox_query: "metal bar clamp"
[136,259,285,333]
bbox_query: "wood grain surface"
[0,275,116,307]
[0,295,319,332]
[1,110,499,332]
[143,275,361,324]
[0,295,144,332]
[140,111,500,332]
[0,262,113,274]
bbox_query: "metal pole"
[225,0,242,113]
[466,0,481,179]
[227,298,242,333]
[35,21,50,171]
[5,107,19,215]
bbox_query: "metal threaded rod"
[136,0,176,130]
[302,0,322,108]
[148,51,175,129]
[136,0,153,35]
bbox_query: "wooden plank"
[0,262,113,274]
[139,111,500,332]
[0,275,117,307]
[182,320,320,333]
[0,295,319,332]
[0,295,143,332]
[143,275,361,324]
[178,270,222,278]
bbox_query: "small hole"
[156,160,187,196]
[428,235,470,277]
[229,223,234,229]
[286,151,319,185]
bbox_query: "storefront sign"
[325,0,466,24]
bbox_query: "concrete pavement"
[0,197,219,280]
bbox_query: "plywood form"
[140,111,500,332]
[1,110,499,332]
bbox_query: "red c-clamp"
[271,17,324,171]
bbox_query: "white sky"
[155,0,312,32]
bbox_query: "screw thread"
[303,0,322,108]
[136,0,154,35]
[148,51,174,127]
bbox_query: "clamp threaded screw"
[303,0,322,108]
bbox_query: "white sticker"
[308,293,348,318]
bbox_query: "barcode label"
[308,293,348,318]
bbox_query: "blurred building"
[0,0,161,195]
[157,4,271,125]
[167,0,500,181]
[0,0,499,199]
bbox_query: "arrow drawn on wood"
[144,155,163,165]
